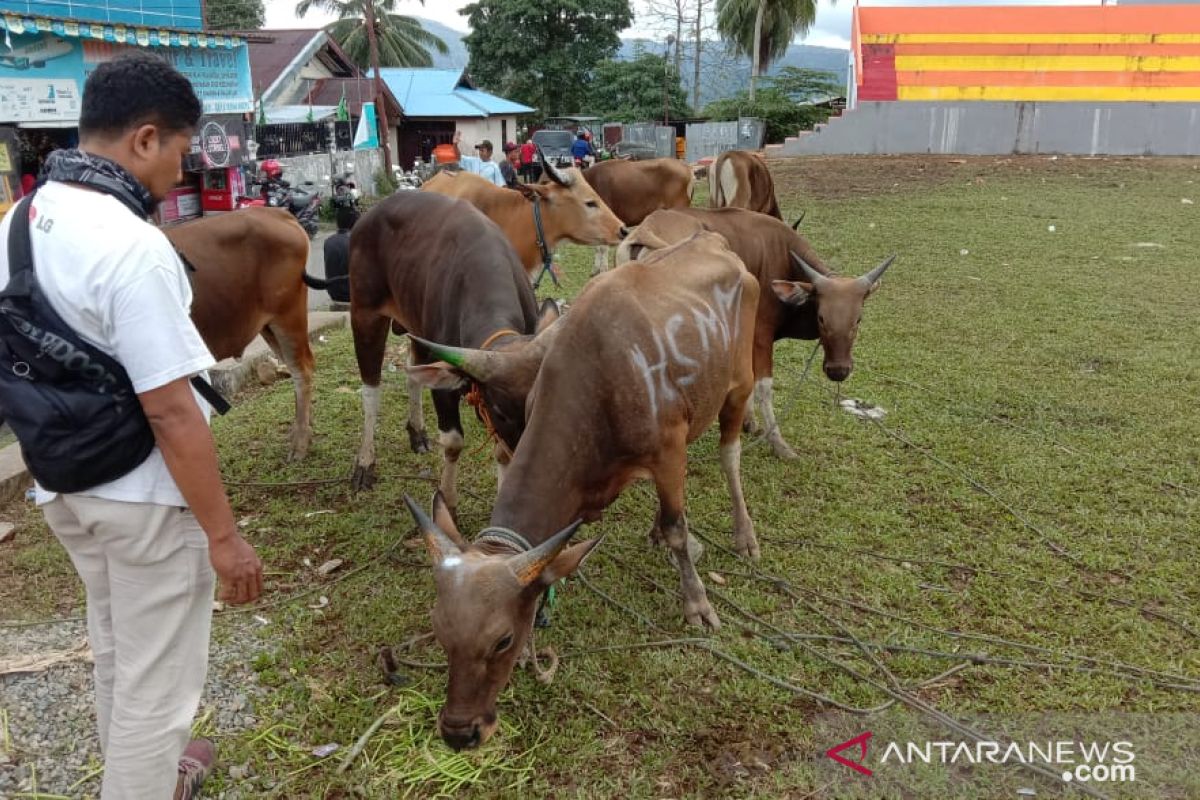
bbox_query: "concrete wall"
[453,116,521,153]
[277,148,384,195]
[772,101,1200,157]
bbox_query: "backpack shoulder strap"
[5,194,36,280]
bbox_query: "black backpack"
[0,194,226,494]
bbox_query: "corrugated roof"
[456,88,535,115]
[309,78,402,119]
[378,68,534,118]
[247,29,325,99]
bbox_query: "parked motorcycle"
[332,169,360,211]
[235,160,320,239]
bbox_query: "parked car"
[531,129,574,169]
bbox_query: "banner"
[0,31,253,123]
[353,101,379,149]
[183,115,249,171]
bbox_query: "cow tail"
[303,272,348,290]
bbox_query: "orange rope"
[478,328,521,352]
[465,382,513,459]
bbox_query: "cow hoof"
[406,423,431,454]
[735,539,761,561]
[287,432,312,462]
[351,463,377,492]
[771,441,799,460]
[684,601,721,630]
[742,417,761,435]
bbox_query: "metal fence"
[684,118,766,163]
[254,122,354,157]
[599,117,766,161]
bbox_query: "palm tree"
[303,3,449,69]
[295,0,450,168]
[715,0,820,101]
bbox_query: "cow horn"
[791,211,806,231]
[508,519,584,587]
[536,144,568,186]
[858,254,897,288]
[404,494,462,566]
[407,334,503,382]
[790,252,831,289]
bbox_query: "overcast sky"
[264,0,1108,52]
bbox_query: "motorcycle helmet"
[260,159,283,180]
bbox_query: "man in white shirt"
[0,52,262,799]
[450,131,506,187]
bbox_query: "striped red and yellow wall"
[853,5,1200,102]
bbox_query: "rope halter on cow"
[474,526,559,680]
[463,328,521,460]
[530,197,559,290]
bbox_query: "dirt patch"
[769,154,1200,203]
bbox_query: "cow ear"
[536,298,562,333]
[771,279,812,307]
[406,361,470,390]
[536,536,604,588]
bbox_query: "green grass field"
[4,156,1200,799]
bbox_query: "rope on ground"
[688,526,1200,690]
[760,536,1200,643]
[860,363,1197,497]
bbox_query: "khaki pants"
[43,494,214,800]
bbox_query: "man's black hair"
[79,51,202,138]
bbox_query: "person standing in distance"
[0,52,263,799]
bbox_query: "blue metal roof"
[378,68,534,118]
[0,0,204,30]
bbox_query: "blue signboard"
[0,1,203,30]
[0,30,253,121]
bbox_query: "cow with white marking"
[617,207,895,459]
[404,230,760,750]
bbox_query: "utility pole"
[693,0,704,113]
[364,0,392,170]
[663,35,676,125]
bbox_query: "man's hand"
[209,532,264,605]
[139,377,266,605]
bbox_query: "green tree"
[590,53,691,122]
[715,0,821,100]
[206,0,265,30]
[461,0,634,118]
[294,0,449,69]
[766,66,842,100]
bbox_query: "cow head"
[404,492,600,750]
[406,302,562,451]
[772,253,895,382]
[518,155,627,245]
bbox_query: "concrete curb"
[0,311,349,508]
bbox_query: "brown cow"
[617,208,894,459]
[347,191,561,506]
[167,207,333,461]
[709,150,782,219]
[580,157,694,274]
[422,160,625,284]
[404,231,759,750]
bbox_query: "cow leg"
[719,388,759,561]
[742,329,772,436]
[591,245,609,276]
[431,389,464,513]
[405,349,431,454]
[757,377,798,461]
[351,310,390,491]
[654,431,720,630]
[264,318,316,462]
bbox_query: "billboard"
[0,30,253,123]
